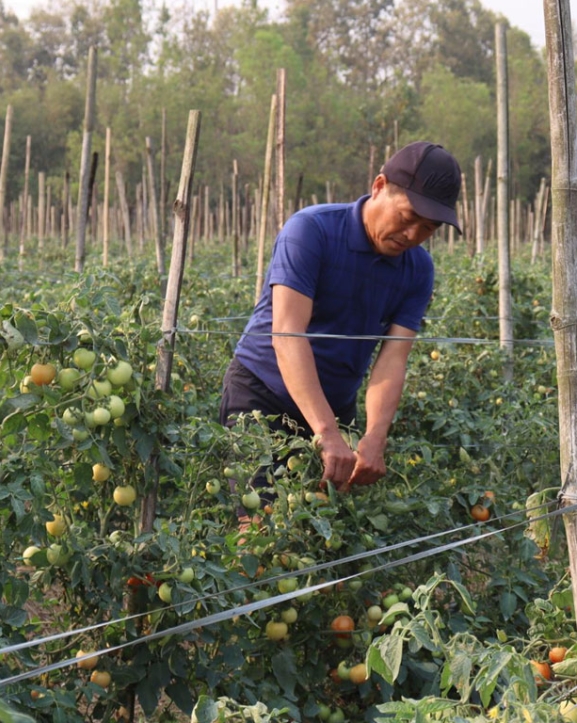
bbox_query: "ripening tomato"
[92,463,111,483]
[348,662,368,685]
[471,504,490,522]
[90,670,111,688]
[30,363,56,386]
[530,660,552,684]
[113,485,136,506]
[549,646,568,664]
[76,650,99,670]
[330,615,355,639]
[45,514,66,537]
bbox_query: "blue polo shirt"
[235,195,434,417]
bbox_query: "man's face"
[363,175,440,256]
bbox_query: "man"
[220,141,461,495]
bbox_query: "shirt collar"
[349,195,403,267]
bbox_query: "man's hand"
[347,434,387,487]
[317,430,357,492]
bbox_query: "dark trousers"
[219,357,356,512]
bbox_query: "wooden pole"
[461,173,472,253]
[0,104,13,262]
[496,22,514,379]
[142,110,201,533]
[544,0,577,615]
[103,127,111,266]
[146,136,166,286]
[474,156,484,255]
[481,158,493,243]
[75,46,97,272]
[38,172,46,251]
[18,135,31,269]
[160,107,167,247]
[232,159,239,277]
[61,172,69,249]
[115,170,133,258]
[254,94,277,305]
[276,68,286,231]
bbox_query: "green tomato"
[328,709,345,723]
[107,395,125,419]
[337,660,350,680]
[205,479,221,495]
[72,427,90,442]
[87,379,112,400]
[280,607,298,624]
[265,621,288,641]
[179,567,195,583]
[92,407,111,426]
[367,605,383,622]
[57,367,81,390]
[106,360,133,387]
[398,586,413,602]
[382,593,399,610]
[277,577,298,594]
[62,407,83,427]
[22,545,42,566]
[84,411,96,428]
[318,704,331,722]
[108,530,124,545]
[46,544,70,567]
[158,582,172,604]
[242,490,261,510]
[73,348,96,371]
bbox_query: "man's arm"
[348,324,416,487]
[271,284,356,488]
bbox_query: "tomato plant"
[0,246,568,723]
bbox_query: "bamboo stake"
[38,172,46,252]
[496,21,514,379]
[160,107,167,246]
[146,136,165,286]
[115,170,133,258]
[276,68,286,231]
[0,104,13,262]
[461,173,471,253]
[481,158,493,243]
[75,46,97,273]
[18,135,31,270]
[474,156,484,255]
[544,0,577,615]
[62,172,69,248]
[142,110,201,533]
[232,159,240,277]
[254,93,277,305]
[103,128,111,266]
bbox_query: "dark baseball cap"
[381,141,462,233]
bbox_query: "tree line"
[0,0,556,228]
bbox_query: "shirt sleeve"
[389,249,434,332]
[267,214,324,299]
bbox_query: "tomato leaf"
[271,648,298,700]
[499,591,518,621]
[191,696,220,723]
[369,632,404,684]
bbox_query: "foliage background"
[0,0,555,212]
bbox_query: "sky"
[4,0,576,51]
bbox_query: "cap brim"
[405,189,462,235]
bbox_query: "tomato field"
[0,238,575,723]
